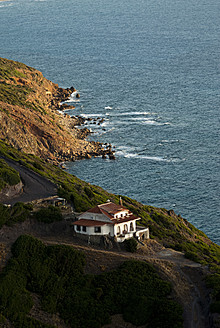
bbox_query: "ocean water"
[0,0,219,244]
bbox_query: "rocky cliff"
[0,57,106,163]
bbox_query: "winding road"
[0,156,57,205]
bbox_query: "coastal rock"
[109,154,116,160]
[0,57,105,163]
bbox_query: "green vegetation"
[0,158,20,191]
[0,235,183,328]
[0,56,220,321]
[123,237,138,252]
[206,273,220,314]
[0,81,33,108]
[0,202,33,228]
[0,139,220,269]
[0,139,116,212]
[33,206,62,223]
[0,57,47,113]
[0,57,31,81]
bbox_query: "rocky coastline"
[0,57,116,164]
[50,85,116,162]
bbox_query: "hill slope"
[0,57,104,163]
[0,58,220,327]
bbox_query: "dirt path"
[0,156,57,204]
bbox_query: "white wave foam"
[142,120,172,126]
[101,121,109,127]
[123,153,169,161]
[116,147,177,162]
[161,139,181,143]
[110,111,152,116]
[81,113,105,118]
[62,91,81,104]
[64,98,80,103]
[105,106,113,110]
[129,117,154,121]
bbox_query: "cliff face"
[0,57,103,162]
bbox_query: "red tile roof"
[86,202,130,218]
[72,219,113,227]
[111,215,140,224]
[87,206,103,214]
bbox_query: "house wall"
[136,227,150,240]
[113,209,129,219]
[73,224,113,236]
[114,219,137,236]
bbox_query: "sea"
[0,0,219,244]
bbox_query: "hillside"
[0,57,108,163]
[0,140,220,327]
[1,139,219,268]
[0,58,220,327]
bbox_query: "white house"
[72,202,149,243]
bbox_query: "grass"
[0,158,20,191]
[0,57,32,81]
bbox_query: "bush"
[33,161,44,171]
[70,191,91,212]
[185,251,200,263]
[84,186,94,199]
[0,236,183,328]
[0,202,32,228]
[0,159,20,190]
[210,301,220,314]
[124,238,138,253]
[34,206,62,223]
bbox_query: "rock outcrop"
[0,57,107,163]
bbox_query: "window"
[117,226,121,235]
[94,226,101,233]
[121,214,123,217]
[130,222,134,231]
[76,225,81,232]
[123,224,128,233]
[82,226,87,232]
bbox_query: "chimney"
[119,197,123,206]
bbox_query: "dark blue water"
[0,0,219,244]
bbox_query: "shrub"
[0,202,32,228]
[34,206,62,223]
[0,236,183,328]
[210,301,220,314]
[124,238,138,253]
[84,186,94,199]
[33,161,44,171]
[0,159,20,190]
[70,191,91,212]
[185,251,200,263]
